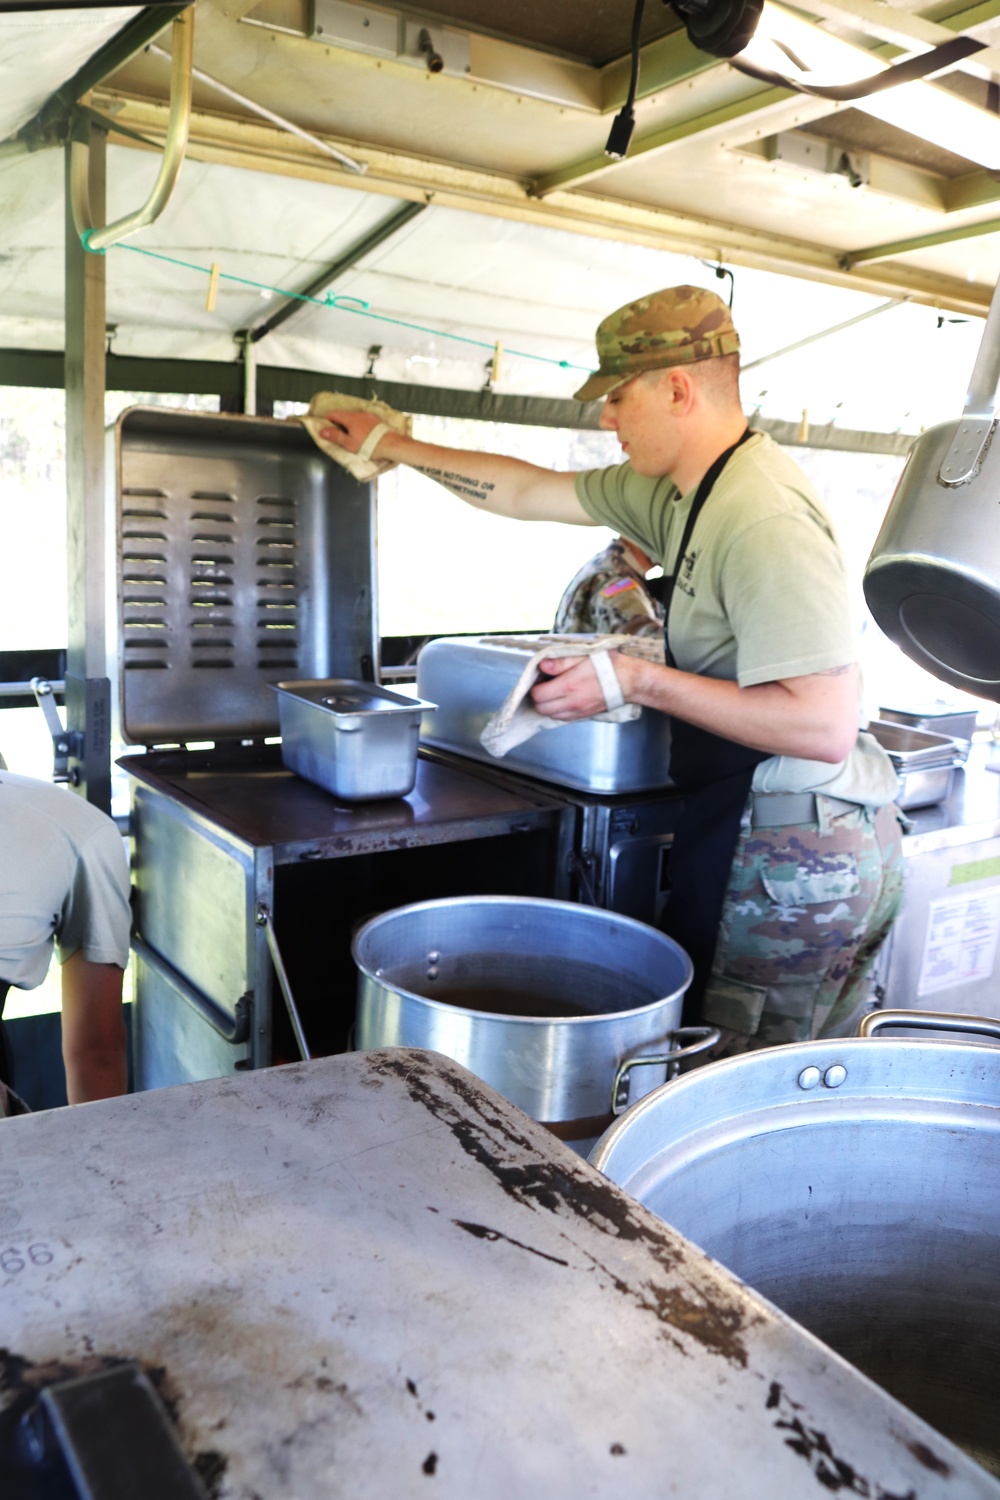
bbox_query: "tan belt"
[751,791,858,828]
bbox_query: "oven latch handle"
[258,905,313,1063]
[31,677,84,785]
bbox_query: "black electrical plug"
[605,0,646,159]
[605,106,636,160]
[419,28,444,73]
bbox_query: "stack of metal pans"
[868,719,961,809]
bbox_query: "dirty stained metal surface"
[120,751,566,863]
[0,1049,996,1499]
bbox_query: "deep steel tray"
[112,408,377,746]
[868,719,959,769]
[273,678,435,800]
[879,704,977,761]
[895,763,957,810]
[416,636,672,794]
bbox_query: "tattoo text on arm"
[414,465,496,503]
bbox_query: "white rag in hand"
[298,392,412,482]
[479,634,665,758]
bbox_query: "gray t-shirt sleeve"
[574,465,666,562]
[57,819,131,969]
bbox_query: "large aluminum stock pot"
[591,1010,1000,1474]
[353,896,714,1143]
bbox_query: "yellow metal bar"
[531,83,793,197]
[73,8,194,252]
[93,89,994,315]
[842,216,1000,267]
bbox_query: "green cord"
[98,240,585,373]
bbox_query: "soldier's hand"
[318,409,381,453]
[531,654,627,720]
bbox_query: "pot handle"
[612,1026,720,1115]
[857,1008,1000,1042]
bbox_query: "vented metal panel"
[112,407,377,745]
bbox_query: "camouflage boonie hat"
[574,285,740,403]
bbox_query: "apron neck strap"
[663,427,752,667]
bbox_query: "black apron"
[657,429,770,1020]
[0,981,11,1089]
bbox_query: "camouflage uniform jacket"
[553,541,664,637]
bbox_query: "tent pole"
[64,118,112,812]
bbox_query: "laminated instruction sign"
[918,888,1000,995]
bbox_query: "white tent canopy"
[0,139,986,431]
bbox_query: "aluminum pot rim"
[352,894,693,1027]
[588,1031,1000,1170]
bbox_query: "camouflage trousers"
[701,794,906,1054]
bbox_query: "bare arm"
[318,408,595,526]
[60,951,127,1104]
[532,656,859,764]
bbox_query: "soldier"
[553,536,664,637]
[0,766,130,1113]
[319,286,904,1052]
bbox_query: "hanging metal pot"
[864,283,1000,698]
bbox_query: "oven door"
[132,939,252,1091]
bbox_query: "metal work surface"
[120,747,565,862]
[0,1049,995,1499]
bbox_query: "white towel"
[299,392,412,482]
[479,634,665,757]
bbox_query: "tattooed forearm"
[414,465,496,503]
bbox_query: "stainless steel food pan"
[894,762,957,810]
[867,719,959,769]
[416,636,672,795]
[878,705,978,761]
[274,680,436,800]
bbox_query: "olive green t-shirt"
[574,432,899,805]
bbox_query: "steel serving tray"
[868,719,959,768]
[869,720,960,809]
[416,636,673,794]
[894,762,958,810]
[879,704,978,761]
[112,407,377,746]
[273,679,435,800]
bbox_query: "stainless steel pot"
[865,282,1000,698]
[352,896,715,1142]
[591,1010,1000,1475]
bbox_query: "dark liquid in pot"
[424,985,587,1019]
[388,957,662,1018]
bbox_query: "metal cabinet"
[123,747,574,1090]
[420,746,684,926]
